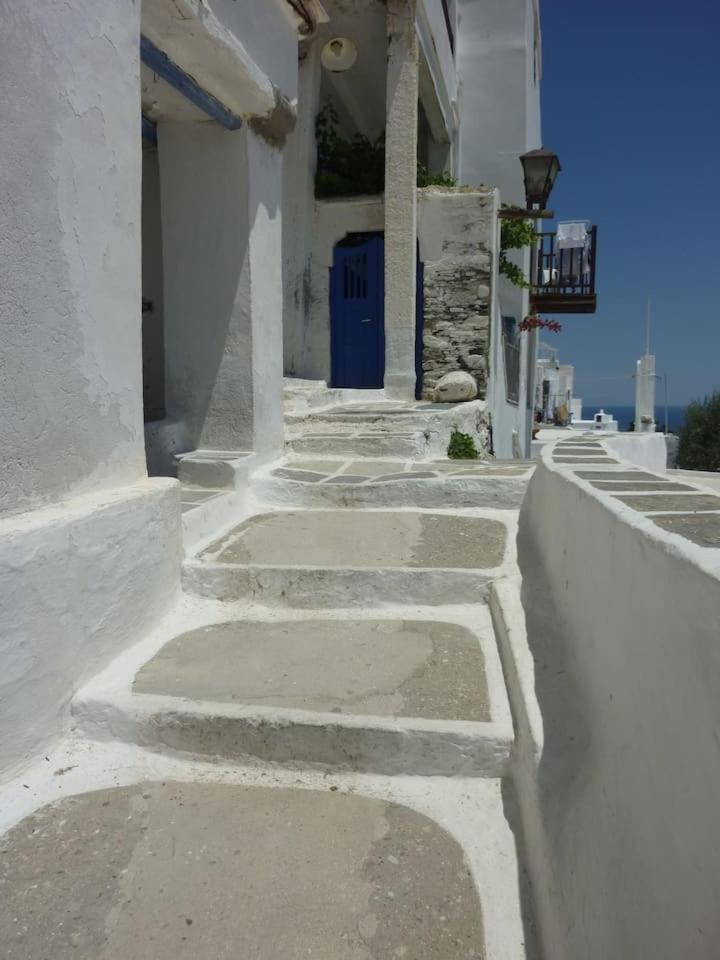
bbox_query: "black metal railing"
[531,224,598,314]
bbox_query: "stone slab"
[590,481,695,492]
[179,488,222,503]
[204,511,507,570]
[287,459,345,473]
[273,468,328,483]
[371,472,437,482]
[324,475,371,484]
[343,461,407,476]
[553,457,619,464]
[575,470,663,482]
[0,783,484,960]
[651,513,720,547]
[134,619,489,721]
[612,494,720,513]
[552,447,607,456]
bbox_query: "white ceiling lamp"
[321,37,357,72]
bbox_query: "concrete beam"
[141,0,294,121]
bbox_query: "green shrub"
[417,165,458,188]
[315,102,459,197]
[447,430,479,459]
[677,392,720,472]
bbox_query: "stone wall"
[417,187,498,401]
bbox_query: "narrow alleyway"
[0,393,537,959]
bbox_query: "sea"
[580,404,686,434]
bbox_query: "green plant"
[417,164,457,188]
[447,430,479,459]
[315,102,386,197]
[499,217,537,289]
[315,102,460,197]
[677,393,720,471]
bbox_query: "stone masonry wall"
[417,188,497,401]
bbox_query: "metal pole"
[664,373,669,434]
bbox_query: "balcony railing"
[531,224,598,314]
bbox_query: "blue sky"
[540,0,720,406]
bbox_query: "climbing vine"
[499,217,537,289]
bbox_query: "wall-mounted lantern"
[519,148,561,210]
[321,37,358,72]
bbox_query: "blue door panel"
[330,235,385,389]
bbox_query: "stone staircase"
[1,449,537,959]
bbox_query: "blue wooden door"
[330,235,385,388]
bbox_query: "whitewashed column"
[159,123,284,459]
[0,0,145,515]
[384,0,419,400]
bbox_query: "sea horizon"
[578,404,686,433]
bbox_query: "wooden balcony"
[530,225,598,314]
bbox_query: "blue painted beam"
[141,114,158,145]
[140,35,243,131]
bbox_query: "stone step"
[287,431,426,459]
[181,508,511,606]
[176,450,254,490]
[0,780,489,959]
[257,459,532,510]
[72,607,513,777]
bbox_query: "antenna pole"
[645,297,651,355]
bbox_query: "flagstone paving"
[0,783,485,960]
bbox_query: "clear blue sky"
[540,0,720,406]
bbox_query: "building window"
[502,316,521,405]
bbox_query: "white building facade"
[0,0,549,775]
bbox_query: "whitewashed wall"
[513,447,720,959]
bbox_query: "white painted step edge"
[71,690,513,778]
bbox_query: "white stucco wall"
[157,122,284,460]
[0,0,147,516]
[141,0,298,119]
[514,447,720,959]
[456,0,540,200]
[605,432,667,473]
[0,480,181,779]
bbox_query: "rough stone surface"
[134,619,490,721]
[0,783,485,959]
[612,494,720,513]
[575,470,663,482]
[590,481,694,492]
[434,371,479,403]
[204,511,507,569]
[418,190,495,401]
[651,513,720,547]
[554,457,619,464]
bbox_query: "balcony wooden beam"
[498,207,555,220]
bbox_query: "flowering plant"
[519,314,562,333]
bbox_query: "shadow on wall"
[147,124,281,472]
[511,465,720,960]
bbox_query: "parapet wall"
[508,438,720,959]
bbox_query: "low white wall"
[605,432,667,472]
[0,480,182,780]
[513,446,720,959]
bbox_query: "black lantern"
[519,148,561,210]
